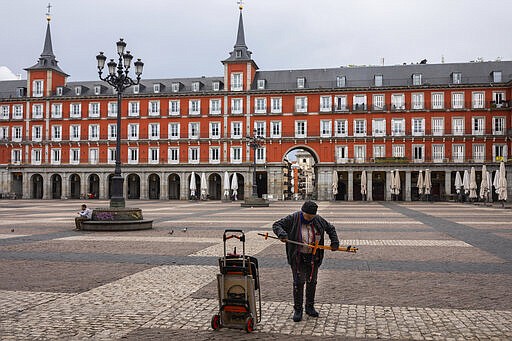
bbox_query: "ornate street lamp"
[96,39,143,208]
[247,128,264,198]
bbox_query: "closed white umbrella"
[332,170,338,196]
[361,170,367,196]
[223,171,230,199]
[479,165,489,200]
[394,170,401,195]
[390,170,397,196]
[469,167,477,199]
[189,171,196,198]
[200,172,208,200]
[487,171,492,201]
[231,173,239,200]
[417,170,424,195]
[424,169,432,195]
[493,169,500,194]
[463,170,470,195]
[498,161,508,202]
[454,171,463,194]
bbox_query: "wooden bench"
[81,220,153,231]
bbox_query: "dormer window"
[32,80,43,97]
[94,85,101,95]
[212,81,220,91]
[452,72,462,84]
[172,82,180,93]
[492,71,502,83]
[153,83,160,93]
[374,75,383,87]
[336,76,346,87]
[412,73,422,86]
[75,86,81,96]
[133,84,139,94]
[192,82,200,92]
[297,77,305,89]
[56,87,63,96]
[236,50,242,58]
[257,79,266,90]
[17,87,26,97]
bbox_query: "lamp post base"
[241,197,269,207]
[109,197,126,208]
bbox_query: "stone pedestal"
[81,207,153,231]
[241,197,269,207]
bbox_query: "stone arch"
[168,173,180,200]
[50,174,62,199]
[31,174,44,199]
[208,172,222,200]
[148,173,160,200]
[88,174,100,199]
[282,145,320,164]
[69,173,81,199]
[127,173,140,199]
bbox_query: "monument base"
[81,207,153,231]
[240,197,269,207]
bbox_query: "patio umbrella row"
[190,172,240,200]
[453,161,507,202]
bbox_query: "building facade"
[0,9,511,201]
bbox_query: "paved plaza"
[0,199,511,340]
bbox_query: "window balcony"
[490,100,510,109]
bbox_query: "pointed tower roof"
[222,5,257,66]
[25,10,68,76]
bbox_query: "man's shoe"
[292,309,303,322]
[305,306,319,317]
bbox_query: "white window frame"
[493,117,506,135]
[255,98,267,114]
[432,92,444,110]
[256,147,266,164]
[70,124,81,141]
[1,105,9,120]
[153,83,160,93]
[372,118,386,137]
[432,144,445,163]
[168,147,179,164]
[452,117,465,135]
[391,94,405,110]
[128,147,139,164]
[336,76,346,87]
[32,104,43,119]
[88,124,99,141]
[89,148,99,165]
[231,98,243,114]
[128,101,140,116]
[231,121,242,139]
[353,95,367,111]
[149,101,160,116]
[32,125,42,142]
[88,102,100,118]
[336,145,348,163]
[354,119,366,136]
[51,148,61,165]
[271,97,282,114]
[209,122,221,140]
[51,125,61,142]
[320,96,332,112]
[412,144,425,162]
[70,103,81,118]
[270,121,281,138]
[432,117,444,136]
[334,119,348,137]
[373,145,385,158]
[295,96,308,112]
[51,103,62,118]
[412,118,425,136]
[473,144,485,162]
[108,102,117,117]
[451,92,465,109]
[472,92,485,109]
[189,100,201,115]
[169,100,180,116]
[392,144,405,158]
[472,117,485,136]
[320,120,332,138]
[108,124,117,141]
[128,123,139,140]
[33,80,43,97]
[70,148,80,165]
[149,123,160,140]
[188,147,199,164]
[255,121,266,137]
[295,120,307,138]
[354,145,366,163]
[149,148,159,164]
[334,96,348,112]
[31,148,42,165]
[108,148,116,164]
[453,144,465,163]
[297,77,305,89]
[374,75,383,87]
[373,94,385,111]
[231,73,243,91]
[231,146,242,164]
[412,93,424,110]
[412,73,422,86]
[391,118,405,136]
[94,85,101,95]
[168,122,180,140]
[209,99,221,115]
[189,122,199,139]
[493,144,507,162]
[209,146,220,164]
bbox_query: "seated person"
[75,204,92,230]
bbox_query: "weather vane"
[237,0,244,10]
[46,3,52,22]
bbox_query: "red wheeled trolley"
[211,229,262,333]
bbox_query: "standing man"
[75,204,92,230]
[273,201,339,322]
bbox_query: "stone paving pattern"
[0,199,511,340]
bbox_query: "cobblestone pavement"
[0,199,511,340]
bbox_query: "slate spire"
[223,4,253,63]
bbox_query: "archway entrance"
[31,174,43,199]
[372,171,386,201]
[51,174,62,199]
[69,174,81,199]
[127,174,140,199]
[148,173,160,199]
[88,174,100,199]
[283,147,319,200]
[11,173,22,198]
[208,173,222,200]
[168,173,180,199]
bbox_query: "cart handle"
[223,229,245,242]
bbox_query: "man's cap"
[301,201,318,215]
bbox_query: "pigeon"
[168,229,174,235]
[182,227,187,232]
[11,228,14,232]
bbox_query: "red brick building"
[0,9,510,201]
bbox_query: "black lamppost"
[96,39,143,208]
[247,128,264,198]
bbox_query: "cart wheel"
[244,316,254,333]
[211,314,221,330]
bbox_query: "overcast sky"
[1,0,511,81]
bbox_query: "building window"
[209,146,220,164]
[391,118,405,136]
[271,121,281,138]
[412,73,422,86]
[373,145,385,158]
[70,103,81,118]
[153,83,160,93]
[168,122,180,140]
[169,100,180,116]
[354,119,366,136]
[336,76,346,87]
[51,148,61,165]
[336,145,348,162]
[189,122,199,139]
[31,125,42,142]
[33,80,43,97]
[231,146,242,164]
[492,71,502,83]
[89,148,99,165]
[70,125,81,141]
[75,86,82,96]
[453,144,465,162]
[320,96,332,112]
[133,84,139,94]
[372,119,385,136]
[413,145,424,162]
[335,120,348,137]
[31,149,42,165]
[231,98,243,114]
[412,93,424,110]
[372,94,385,111]
[354,145,366,162]
[210,99,221,115]
[149,148,159,164]
[51,125,61,142]
[353,95,367,111]
[70,148,80,164]
[89,124,99,141]
[128,123,139,140]
[432,93,444,110]
[452,118,465,135]
[108,148,116,164]
[255,121,266,137]
[255,98,267,114]
[12,126,22,142]
[212,81,220,91]
[492,92,506,108]
[493,144,507,161]
[128,147,139,164]
[473,144,485,162]
[256,147,266,164]
[50,103,62,118]
[149,101,160,116]
[493,117,505,135]
[0,127,8,141]
[149,123,160,140]
[271,97,282,114]
[32,104,43,119]
[168,147,179,164]
[0,105,9,120]
[391,94,405,110]
[335,96,348,111]
[392,144,405,158]
[295,96,308,112]
[88,102,100,117]
[192,82,200,92]
[257,79,266,89]
[108,124,117,141]
[108,102,117,117]
[472,117,485,135]
[129,101,140,116]
[231,73,243,91]
[451,92,464,109]
[374,75,383,87]
[412,118,425,136]
[295,120,307,138]
[432,144,445,163]
[189,100,201,115]
[94,85,101,95]
[188,147,199,164]
[452,72,462,84]
[231,121,242,139]
[56,87,63,96]
[172,82,180,93]
[432,118,444,136]
[210,122,221,139]
[297,77,305,88]
[320,120,332,138]
[472,92,485,109]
